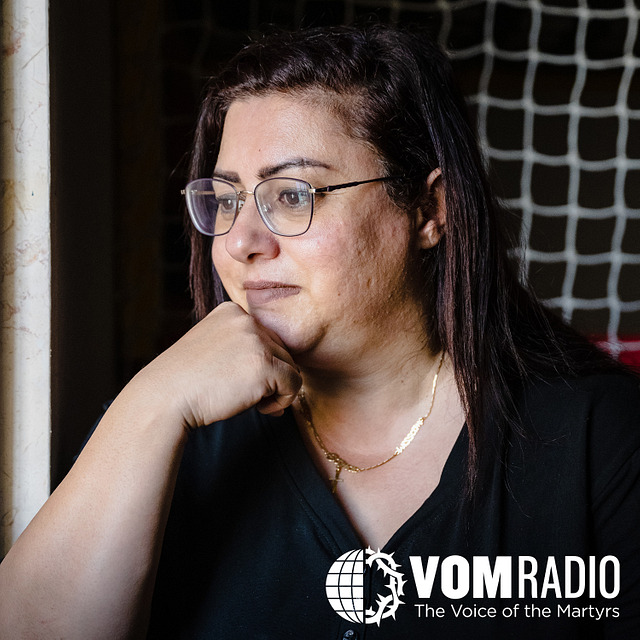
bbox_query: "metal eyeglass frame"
[182,175,402,237]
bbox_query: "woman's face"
[212,93,427,369]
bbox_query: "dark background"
[49,0,640,486]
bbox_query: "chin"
[249,308,315,354]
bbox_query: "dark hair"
[186,23,619,496]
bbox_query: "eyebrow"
[213,157,332,184]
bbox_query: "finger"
[256,389,300,415]
[256,357,302,415]
[253,324,299,371]
[255,396,287,416]
[268,341,300,372]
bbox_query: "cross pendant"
[330,464,344,494]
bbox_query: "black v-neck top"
[146,373,640,639]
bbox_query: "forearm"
[0,382,188,639]
[0,303,301,638]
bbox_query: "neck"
[295,345,445,459]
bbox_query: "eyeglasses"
[182,176,399,237]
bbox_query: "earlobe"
[420,219,444,249]
[417,168,446,250]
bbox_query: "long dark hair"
[186,24,619,496]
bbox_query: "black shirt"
[147,373,640,639]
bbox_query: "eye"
[277,188,311,208]
[217,193,237,215]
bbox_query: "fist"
[133,302,302,429]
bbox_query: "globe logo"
[326,549,366,623]
[325,547,406,626]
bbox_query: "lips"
[243,280,301,306]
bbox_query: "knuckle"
[246,345,273,374]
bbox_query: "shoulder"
[516,370,640,435]
[519,368,639,404]
[514,370,640,495]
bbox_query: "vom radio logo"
[325,547,406,626]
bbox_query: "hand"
[130,302,302,429]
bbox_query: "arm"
[0,302,301,639]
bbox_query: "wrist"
[113,367,192,445]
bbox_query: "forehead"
[216,93,380,177]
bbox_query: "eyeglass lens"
[185,177,314,237]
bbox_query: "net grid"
[379,0,640,360]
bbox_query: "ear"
[416,168,446,250]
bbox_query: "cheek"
[350,217,414,301]
[297,223,361,287]
[210,241,225,282]
[211,239,223,270]
[307,218,409,305]
[211,237,237,276]
[211,240,239,299]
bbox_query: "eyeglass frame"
[181,175,403,238]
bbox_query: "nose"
[224,194,280,263]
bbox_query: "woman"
[1,24,638,639]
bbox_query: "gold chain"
[297,352,445,493]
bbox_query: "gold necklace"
[297,352,445,494]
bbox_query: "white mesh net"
[346,0,640,364]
